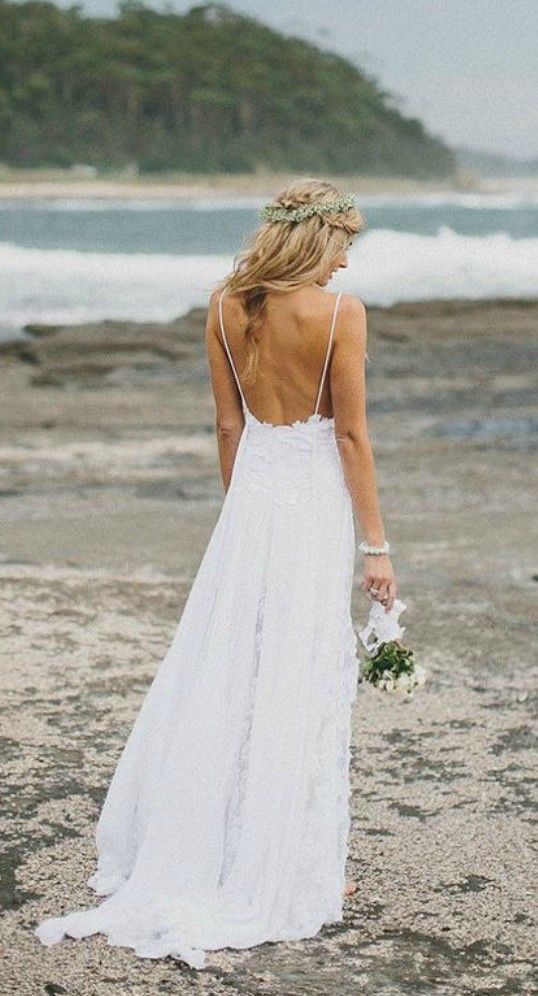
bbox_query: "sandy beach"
[1,167,537,201]
[0,297,537,994]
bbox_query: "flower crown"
[259,193,356,224]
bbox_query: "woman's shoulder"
[208,286,246,317]
[333,294,368,353]
[337,291,366,315]
[209,285,366,325]
[312,290,366,336]
[295,287,366,318]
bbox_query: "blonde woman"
[35,178,397,970]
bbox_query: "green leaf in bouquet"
[361,640,424,695]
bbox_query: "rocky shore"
[0,298,536,995]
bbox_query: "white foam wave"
[352,226,538,305]
[358,191,538,210]
[0,227,536,338]
[1,190,538,212]
[0,196,265,213]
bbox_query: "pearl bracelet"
[359,540,390,556]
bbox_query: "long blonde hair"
[216,177,366,385]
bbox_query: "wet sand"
[0,298,537,994]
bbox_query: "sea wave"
[0,226,536,339]
[0,196,265,213]
[1,190,538,213]
[359,191,538,210]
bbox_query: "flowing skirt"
[35,412,360,970]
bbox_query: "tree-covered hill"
[0,0,455,177]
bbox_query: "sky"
[28,0,538,159]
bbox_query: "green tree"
[0,0,455,177]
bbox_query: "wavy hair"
[216,177,366,385]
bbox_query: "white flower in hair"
[260,194,356,224]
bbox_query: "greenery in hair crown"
[259,193,356,224]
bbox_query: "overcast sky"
[36,0,538,159]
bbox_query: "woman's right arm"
[330,295,397,611]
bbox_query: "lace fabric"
[35,295,361,970]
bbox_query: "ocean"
[1,191,537,341]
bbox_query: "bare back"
[217,287,343,426]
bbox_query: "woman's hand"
[360,554,397,611]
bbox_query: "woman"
[35,178,397,970]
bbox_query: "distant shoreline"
[1,169,537,201]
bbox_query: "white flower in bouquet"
[357,599,427,699]
[413,663,427,687]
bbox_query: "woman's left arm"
[204,291,245,492]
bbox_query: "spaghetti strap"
[218,291,247,410]
[313,292,342,415]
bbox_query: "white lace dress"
[35,290,361,970]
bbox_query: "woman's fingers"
[363,574,392,592]
[382,581,397,611]
[361,555,397,610]
[362,574,397,610]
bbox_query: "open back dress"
[35,289,361,970]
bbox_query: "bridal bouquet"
[357,599,426,700]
